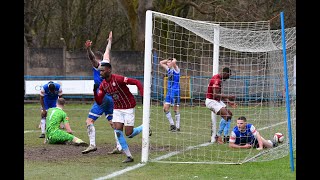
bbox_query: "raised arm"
[160,59,169,70]
[85,40,99,68]
[103,31,112,63]
[171,58,179,71]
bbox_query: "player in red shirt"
[205,67,237,144]
[94,61,145,163]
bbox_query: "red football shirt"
[206,74,222,100]
[94,74,143,109]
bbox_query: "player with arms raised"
[81,31,121,154]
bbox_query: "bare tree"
[24,0,295,50]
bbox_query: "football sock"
[128,125,143,138]
[224,119,231,136]
[123,148,132,158]
[217,118,226,136]
[114,129,122,151]
[175,112,180,129]
[87,124,96,146]
[115,129,128,150]
[165,111,174,125]
[40,118,46,134]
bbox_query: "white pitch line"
[94,142,213,180]
[93,122,288,179]
[93,163,146,180]
[24,130,38,133]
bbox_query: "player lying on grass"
[229,116,278,150]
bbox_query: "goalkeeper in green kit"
[45,98,88,146]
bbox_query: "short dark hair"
[237,116,247,121]
[223,67,231,74]
[48,82,55,91]
[95,51,103,60]
[101,61,112,68]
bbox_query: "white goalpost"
[142,10,296,164]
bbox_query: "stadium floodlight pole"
[141,10,153,163]
[210,25,220,143]
[280,11,294,172]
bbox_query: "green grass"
[24,103,296,180]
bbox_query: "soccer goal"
[141,10,296,164]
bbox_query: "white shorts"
[205,98,226,114]
[112,108,135,126]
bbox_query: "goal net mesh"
[144,11,296,164]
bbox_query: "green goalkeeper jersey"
[46,107,69,134]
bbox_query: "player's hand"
[244,144,252,149]
[93,84,99,92]
[229,102,237,108]
[85,40,92,48]
[67,131,73,135]
[256,147,263,151]
[108,31,112,42]
[228,95,236,101]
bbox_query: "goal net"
[142,10,296,164]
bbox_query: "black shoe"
[176,128,180,132]
[149,127,152,136]
[272,140,278,147]
[122,156,134,163]
[170,125,177,132]
[224,136,230,143]
[39,134,45,138]
[214,135,218,142]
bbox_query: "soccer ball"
[273,132,284,143]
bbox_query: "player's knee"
[85,118,94,126]
[125,131,132,137]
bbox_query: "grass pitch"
[24,103,296,180]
